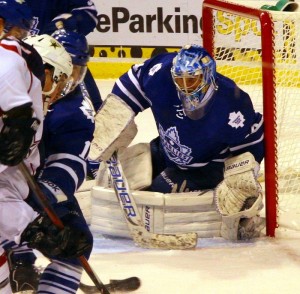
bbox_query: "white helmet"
[23,34,73,95]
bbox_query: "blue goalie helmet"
[0,0,33,32]
[171,44,218,120]
[52,30,90,66]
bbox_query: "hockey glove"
[20,212,92,259]
[214,152,264,240]
[0,104,40,166]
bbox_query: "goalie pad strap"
[89,94,138,161]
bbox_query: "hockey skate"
[7,251,43,293]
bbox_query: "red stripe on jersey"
[0,43,21,55]
[0,252,7,267]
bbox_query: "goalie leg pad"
[119,143,152,190]
[95,143,153,191]
[91,187,222,238]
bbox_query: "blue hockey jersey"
[112,53,264,169]
[37,85,95,204]
[27,0,98,35]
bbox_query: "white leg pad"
[90,187,222,238]
[76,143,152,224]
[75,180,96,225]
[119,143,152,190]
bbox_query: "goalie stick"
[106,152,198,250]
[18,161,111,294]
[80,277,141,293]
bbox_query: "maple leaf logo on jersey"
[149,63,162,76]
[80,99,95,123]
[228,111,245,129]
[159,125,192,165]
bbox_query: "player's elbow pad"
[0,103,40,166]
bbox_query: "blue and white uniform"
[32,84,95,294]
[38,85,95,204]
[112,53,264,192]
[27,0,98,36]
[27,0,102,111]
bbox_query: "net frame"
[202,0,277,236]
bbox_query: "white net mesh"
[206,5,300,233]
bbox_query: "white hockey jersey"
[0,44,43,241]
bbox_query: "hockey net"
[202,0,300,237]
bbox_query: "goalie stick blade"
[131,229,198,250]
[80,277,141,293]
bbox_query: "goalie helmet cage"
[203,0,300,237]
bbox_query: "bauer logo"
[144,205,152,232]
[108,158,138,224]
[226,160,249,171]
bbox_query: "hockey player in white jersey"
[0,3,93,292]
[0,1,43,293]
[3,32,96,293]
[89,44,265,242]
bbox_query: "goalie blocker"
[88,146,265,240]
[89,93,138,162]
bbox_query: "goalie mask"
[0,0,33,39]
[23,34,73,97]
[52,30,90,95]
[171,44,218,120]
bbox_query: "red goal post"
[202,0,283,237]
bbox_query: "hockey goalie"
[88,44,265,242]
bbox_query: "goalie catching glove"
[0,103,40,166]
[214,152,264,240]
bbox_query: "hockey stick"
[80,277,141,293]
[18,162,111,294]
[106,152,198,249]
